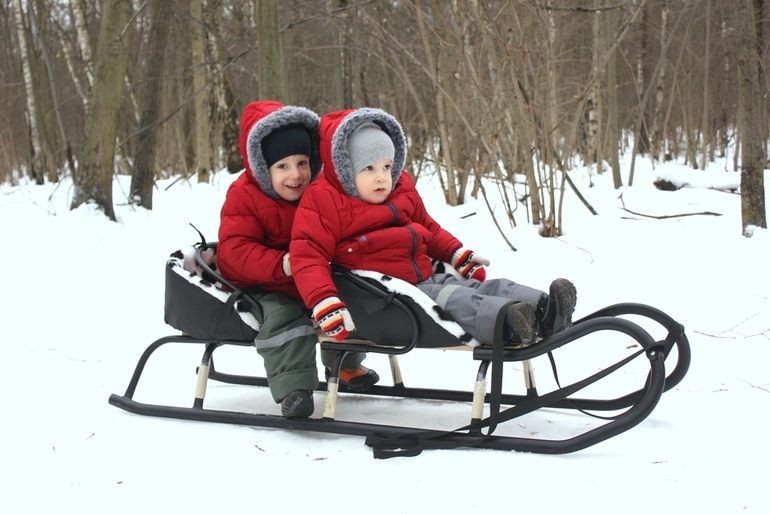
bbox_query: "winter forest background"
[1,0,767,236]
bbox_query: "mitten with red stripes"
[450,248,491,282]
[313,296,355,341]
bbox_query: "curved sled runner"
[109,243,690,458]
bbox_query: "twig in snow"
[618,193,722,218]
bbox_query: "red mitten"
[451,248,490,282]
[313,296,355,341]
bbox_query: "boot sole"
[548,279,577,336]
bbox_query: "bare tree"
[735,0,767,235]
[650,0,670,162]
[328,0,354,108]
[13,0,45,184]
[699,0,712,170]
[71,0,132,220]
[191,0,212,183]
[71,0,93,88]
[606,1,622,188]
[130,0,173,209]
[257,0,282,100]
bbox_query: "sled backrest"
[164,243,261,341]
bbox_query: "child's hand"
[313,296,355,341]
[451,248,490,282]
[282,252,291,276]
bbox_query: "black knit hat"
[261,125,312,168]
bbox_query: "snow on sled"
[109,242,691,458]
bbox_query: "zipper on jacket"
[385,202,398,223]
[405,225,424,283]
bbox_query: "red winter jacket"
[290,108,462,310]
[217,101,321,298]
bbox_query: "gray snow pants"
[416,273,546,345]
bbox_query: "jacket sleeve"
[290,185,342,309]
[217,185,288,289]
[401,174,462,262]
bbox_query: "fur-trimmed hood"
[319,108,407,198]
[239,101,322,199]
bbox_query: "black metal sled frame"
[109,306,689,456]
[110,242,690,456]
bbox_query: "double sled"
[109,241,691,458]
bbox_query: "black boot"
[280,390,314,418]
[539,278,577,338]
[504,301,538,345]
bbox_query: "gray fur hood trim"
[332,108,407,198]
[246,105,321,199]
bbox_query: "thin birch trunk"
[71,0,93,88]
[54,20,89,110]
[13,0,46,184]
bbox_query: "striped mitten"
[313,296,355,341]
[450,248,490,282]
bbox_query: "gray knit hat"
[347,122,396,174]
[331,108,406,198]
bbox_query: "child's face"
[268,154,311,201]
[354,158,393,204]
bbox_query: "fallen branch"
[618,193,722,219]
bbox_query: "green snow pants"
[251,292,364,402]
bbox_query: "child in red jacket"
[290,107,576,346]
[218,101,378,419]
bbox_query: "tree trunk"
[204,0,226,171]
[54,16,89,115]
[413,1,458,205]
[222,69,242,173]
[70,0,93,89]
[31,0,72,182]
[719,15,730,158]
[71,0,132,221]
[329,0,354,108]
[130,0,173,209]
[586,4,602,170]
[13,0,46,184]
[650,0,670,162]
[736,0,767,234]
[191,0,212,183]
[635,1,649,154]
[699,0,711,170]
[258,0,282,100]
[606,2,622,188]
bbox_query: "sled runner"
[109,242,691,458]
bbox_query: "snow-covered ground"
[1,152,768,513]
